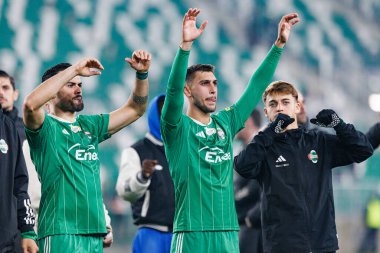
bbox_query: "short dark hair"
[42,63,72,82]
[0,70,16,90]
[186,64,215,84]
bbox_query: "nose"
[74,85,82,94]
[276,103,283,112]
[210,84,216,94]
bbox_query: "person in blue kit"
[116,94,174,253]
[234,81,373,253]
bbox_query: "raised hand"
[275,13,300,48]
[268,113,295,134]
[125,50,151,73]
[142,159,158,179]
[74,57,104,77]
[310,109,342,128]
[181,8,208,49]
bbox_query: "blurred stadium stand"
[1,0,380,252]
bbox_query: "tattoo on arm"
[132,94,148,105]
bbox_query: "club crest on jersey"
[205,127,216,136]
[70,125,82,133]
[84,131,92,139]
[217,128,225,140]
[224,106,233,111]
[308,150,318,164]
[0,139,8,154]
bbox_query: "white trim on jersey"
[49,114,76,123]
[189,116,213,126]
[44,236,51,253]
[175,232,184,253]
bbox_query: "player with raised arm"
[23,50,151,252]
[160,8,299,253]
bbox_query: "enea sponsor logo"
[198,146,231,164]
[68,143,98,161]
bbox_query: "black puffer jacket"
[234,124,373,253]
[0,106,35,249]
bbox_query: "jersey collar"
[189,116,213,126]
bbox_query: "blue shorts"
[133,227,173,253]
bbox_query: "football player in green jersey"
[23,50,151,252]
[161,8,299,253]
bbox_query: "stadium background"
[1,0,380,252]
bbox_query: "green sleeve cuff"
[178,47,191,55]
[21,231,38,241]
[272,44,284,52]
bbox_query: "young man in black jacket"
[0,104,38,253]
[234,81,373,253]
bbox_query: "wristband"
[136,71,148,80]
[21,231,38,241]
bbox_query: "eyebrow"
[199,79,217,84]
[268,98,291,104]
[67,82,82,86]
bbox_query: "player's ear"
[264,107,274,123]
[184,84,191,98]
[294,100,301,114]
[13,89,19,102]
[264,107,268,118]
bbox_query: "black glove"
[267,113,295,134]
[310,109,343,128]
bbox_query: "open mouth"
[206,97,216,103]
[73,96,82,101]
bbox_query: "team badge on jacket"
[0,139,8,154]
[308,150,318,163]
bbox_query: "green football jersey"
[162,107,244,232]
[161,46,283,232]
[25,114,110,239]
